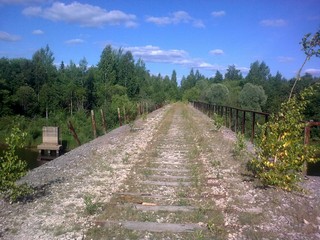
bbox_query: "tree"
[171,70,177,86]
[196,79,210,102]
[0,79,11,116]
[182,87,200,102]
[224,65,242,81]
[245,61,270,85]
[14,86,38,116]
[181,69,196,91]
[39,83,61,118]
[239,83,267,111]
[264,71,290,112]
[213,70,223,83]
[290,30,320,99]
[169,70,180,100]
[98,45,117,86]
[248,86,317,191]
[205,83,229,105]
[78,57,88,86]
[31,45,56,96]
[84,68,96,110]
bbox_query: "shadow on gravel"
[20,177,65,203]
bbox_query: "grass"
[83,195,102,215]
[238,212,263,225]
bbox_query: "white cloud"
[260,19,287,27]
[277,56,294,63]
[193,19,205,28]
[146,11,205,28]
[65,38,84,44]
[211,11,226,17]
[209,49,224,55]
[125,45,188,63]
[237,67,250,74]
[125,45,223,71]
[22,2,137,28]
[32,29,44,35]
[305,68,320,76]
[0,31,21,41]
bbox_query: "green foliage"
[0,126,32,202]
[248,87,317,191]
[245,60,270,85]
[182,87,200,102]
[224,65,243,81]
[111,94,137,123]
[84,195,101,215]
[212,113,224,131]
[290,30,320,99]
[301,30,320,59]
[239,83,267,111]
[233,132,246,157]
[205,83,229,105]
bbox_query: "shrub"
[248,87,317,191]
[233,132,246,157]
[212,113,224,131]
[0,126,32,202]
[84,195,101,215]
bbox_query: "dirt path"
[1,103,320,240]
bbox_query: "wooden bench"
[37,127,62,159]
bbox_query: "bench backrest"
[42,127,59,145]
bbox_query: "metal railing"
[191,101,269,142]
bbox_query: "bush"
[0,126,32,202]
[212,113,224,131]
[233,132,246,157]
[248,87,317,191]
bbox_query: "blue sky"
[0,0,319,82]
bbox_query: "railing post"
[242,111,246,135]
[100,109,107,134]
[117,107,122,126]
[229,108,233,131]
[303,123,311,176]
[91,110,97,139]
[225,107,228,127]
[251,112,255,143]
[235,109,239,132]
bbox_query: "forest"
[0,44,319,149]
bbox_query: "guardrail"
[191,101,269,142]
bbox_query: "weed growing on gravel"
[212,113,224,131]
[122,153,129,164]
[177,198,188,206]
[83,195,102,215]
[142,168,152,177]
[238,211,263,225]
[192,230,205,240]
[210,160,221,167]
[101,163,113,173]
[233,132,246,158]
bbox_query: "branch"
[288,55,309,100]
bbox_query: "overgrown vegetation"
[248,86,317,191]
[83,195,102,215]
[246,30,320,191]
[233,132,246,158]
[0,45,180,149]
[0,126,32,202]
[212,113,224,131]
